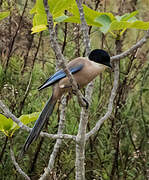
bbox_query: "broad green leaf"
[130,20,149,30]
[0,112,39,136]
[95,14,112,33]
[0,114,13,131]
[33,14,47,27]
[31,25,47,34]
[110,20,131,31]
[67,0,80,17]
[127,16,138,23]
[20,112,39,125]
[0,11,10,21]
[31,0,76,33]
[12,112,40,132]
[83,5,113,27]
[0,114,13,136]
[83,5,115,21]
[55,15,68,23]
[116,11,138,22]
[121,11,138,21]
[64,16,81,24]
[30,0,45,14]
[51,0,75,18]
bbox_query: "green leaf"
[95,14,112,33]
[65,4,102,26]
[31,25,47,34]
[30,0,76,33]
[30,0,45,14]
[55,15,68,23]
[33,13,47,27]
[110,20,131,31]
[0,11,10,21]
[121,11,138,21]
[12,112,40,132]
[51,0,75,18]
[0,114,13,136]
[0,112,39,136]
[67,0,80,17]
[64,16,81,24]
[130,20,149,30]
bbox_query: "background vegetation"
[0,0,149,179]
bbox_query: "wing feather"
[38,64,83,90]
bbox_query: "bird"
[20,49,111,156]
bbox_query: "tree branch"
[10,141,30,180]
[75,0,91,179]
[111,30,149,61]
[86,60,119,140]
[76,0,90,55]
[0,100,30,132]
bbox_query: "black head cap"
[88,49,112,68]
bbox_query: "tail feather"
[20,96,56,157]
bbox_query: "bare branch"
[86,61,119,140]
[43,0,87,108]
[0,100,30,132]
[40,132,76,140]
[75,0,91,180]
[111,30,149,61]
[76,0,90,55]
[10,142,30,180]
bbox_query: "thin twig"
[10,140,30,180]
[86,61,119,140]
[18,72,32,115]
[111,30,149,61]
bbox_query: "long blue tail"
[20,96,56,157]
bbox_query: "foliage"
[0,11,10,21]
[0,112,39,137]
[30,0,149,37]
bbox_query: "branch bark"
[86,58,119,140]
[10,141,30,180]
[75,0,91,179]
[111,30,149,61]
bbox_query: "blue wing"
[38,64,83,90]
